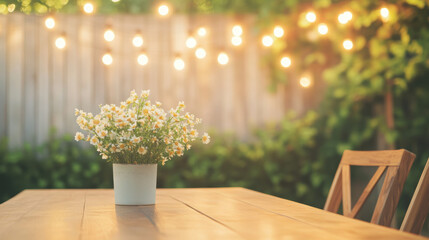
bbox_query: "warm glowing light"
[338,11,352,24]
[137,53,149,66]
[45,17,55,29]
[344,11,353,21]
[231,36,242,46]
[217,52,229,65]
[83,2,94,14]
[317,23,328,35]
[102,53,113,65]
[55,36,66,49]
[158,4,169,16]
[262,35,274,47]
[343,39,353,50]
[195,48,206,59]
[104,29,115,42]
[232,25,243,36]
[112,0,120,2]
[7,4,15,12]
[174,57,185,70]
[185,36,197,49]
[280,56,291,68]
[273,26,284,38]
[380,7,389,20]
[305,11,316,23]
[132,34,144,47]
[300,76,311,88]
[197,27,207,37]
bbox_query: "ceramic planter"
[113,163,157,205]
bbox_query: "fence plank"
[0,16,7,138]
[6,14,24,148]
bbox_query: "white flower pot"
[113,163,158,205]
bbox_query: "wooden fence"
[0,14,320,148]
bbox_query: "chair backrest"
[324,149,416,227]
[400,158,429,234]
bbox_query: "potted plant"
[74,90,210,205]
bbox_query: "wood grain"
[401,158,429,234]
[0,188,426,240]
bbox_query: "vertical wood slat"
[0,16,7,137]
[1,14,312,147]
[6,14,24,148]
[23,16,37,145]
[341,165,352,216]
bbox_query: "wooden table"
[0,188,426,240]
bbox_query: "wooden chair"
[400,158,429,234]
[324,149,416,227]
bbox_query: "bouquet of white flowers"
[75,90,210,165]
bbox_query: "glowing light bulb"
[231,36,242,46]
[185,36,197,49]
[338,11,352,24]
[158,4,169,16]
[55,36,66,49]
[174,57,185,70]
[83,2,94,14]
[344,11,353,21]
[102,53,113,65]
[305,11,316,23]
[132,34,144,47]
[104,29,115,42]
[45,17,55,29]
[197,27,207,37]
[137,53,148,66]
[195,48,206,59]
[273,26,284,38]
[343,39,353,50]
[300,76,311,88]
[262,35,274,47]
[217,52,229,65]
[112,0,120,2]
[317,23,328,35]
[232,25,243,36]
[281,56,291,68]
[380,7,389,20]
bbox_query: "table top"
[0,188,426,240]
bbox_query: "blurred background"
[0,0,428,234]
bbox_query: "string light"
[112,0,120,2]
[380,7,389,21]
[174,57,185,70]
[195,48,206,59]
[132,34,144,47]
[158,4,169,16]
[299,76,311,88]
[102,53,113,65]
[197,27,207,37]
[7,4,15,12]
[185,36,197,49]
[104,29,115,42]
[231,36,242,46]
[83,2,94,14]
[45,17,55,29]
[343,39,353,50]
[273,26,284,38]
[55,36,66,49]
[232,25,243,36]
[338,11,352,24]
[280,56,291,68]
[217,52,229,65]
[137,53,149,66]
[262,35,274,47]
[317,23,328,35]
[305,11,317,23]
